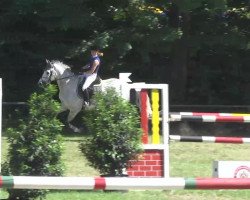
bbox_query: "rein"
[55,74,78,81]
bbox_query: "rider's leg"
[83,89,90,104]
[82,73,97,105]
[82,73,97,91]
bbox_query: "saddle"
[77,75,101,100]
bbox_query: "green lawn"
[1,135,250,200]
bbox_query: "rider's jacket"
[89,56,100,74]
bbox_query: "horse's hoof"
[73,127,82,133]
[84,104,95,110]
[69,124,82,133]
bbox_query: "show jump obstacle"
[121,76,250,180]
[120,81,169,178]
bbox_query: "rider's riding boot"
[83,89,90,106]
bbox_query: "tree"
[0,0,249,106]
[0,0,93,101]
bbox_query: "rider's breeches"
[82,73,97,91]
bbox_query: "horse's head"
[38,59,57,86]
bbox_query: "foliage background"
[0,0,249,105]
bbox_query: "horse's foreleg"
[59,102,68,114]
[56,103,69,123]
[67,108,82,133]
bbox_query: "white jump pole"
[0,78,2,173]
[162,84,169,178]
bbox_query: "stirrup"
[84,101,89,106]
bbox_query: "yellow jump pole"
[151,89,160,144]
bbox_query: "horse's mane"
[51,60,71,70]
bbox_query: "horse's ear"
[46,59,53,66]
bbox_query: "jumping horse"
[38,60,143,132]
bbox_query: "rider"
[81,46,103,105]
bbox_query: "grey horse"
[38,60,141,132]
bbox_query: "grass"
[62,136,99,177]
[170,142,250,177]
[1,135,250,200]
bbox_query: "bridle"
[55,74,77,81]
[45,65,77,82]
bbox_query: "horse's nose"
[38,79,44,86]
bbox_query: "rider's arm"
[82,64,90,69]
[85,60,99,74]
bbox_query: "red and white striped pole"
[170,135,250,144]
[1,176,250,190]
[170,114,250,123]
